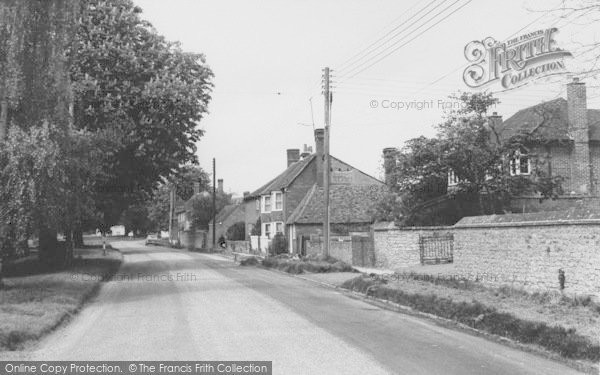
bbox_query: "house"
[243,128,386,253]
[486,78,600,212]
[207,202,246,246]
[287,184,387,255]
[384,78,600,215]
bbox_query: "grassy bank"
[0,248,122,351]
[241,254,356,274]
[342,275,600,362]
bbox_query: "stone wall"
[453,221,600,297]
[373,223,452,269]
[372,217,600,298]
[304,236,353,264]
[226,240,251,253]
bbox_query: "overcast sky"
[134,0,600,196]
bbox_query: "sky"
[134,0,600,196]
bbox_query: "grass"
[0,250,121,351]
[241,254,356,274]
[342,276,600,362]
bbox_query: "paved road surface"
[23,241,583,374]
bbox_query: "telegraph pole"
[212,157,216,250]
[323,67,332,257]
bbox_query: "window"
[274,192,283,211]
[263,195,271,212]
[275,222,283,234]
[448,169,462,186]
[509,150,530,176]
[264,223,271,239]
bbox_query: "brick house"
[491,78,600,212]
[383,78,600,217]
[244,128,385,253]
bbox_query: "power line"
[336,0,440,74]
[337,0,473,81]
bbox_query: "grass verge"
[0,250,122,351]
[241,254,356,274]
[342,275,600,362]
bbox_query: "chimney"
[487,112,503,144]
[217,179,224,194]
[383,148,398,188]
[315,128,325,186]
[287,148,300,167]
[193,181,200,195]
[567,77,591,194]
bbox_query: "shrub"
[226,222,246,241]
[240,257,259,266]
[270,233,287,255]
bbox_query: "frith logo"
[463,28,572,89]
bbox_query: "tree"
[145,165,211,232]
[189,192,232,230]
[120,204,151,236]
[377,92,563,225]
[70,0,213,230]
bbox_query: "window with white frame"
[275,222,283,234]
[262,195,271,213]
[255,199,260,211]
[448,169,461,186]
[274,192,283,211]
[264,223,271,239]
[509,150,530,176]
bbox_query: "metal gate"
[419,233,453,264]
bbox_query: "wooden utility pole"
[212,157,216,250]
[323,67,331,257]
[168,186,175,244]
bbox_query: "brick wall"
[454,221,600,298]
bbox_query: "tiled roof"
[287,184,388,224]
[246,155,316,199]
[210,204,241,225]
[497,97,600,142]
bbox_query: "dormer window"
[509,150,530,176]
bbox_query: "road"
[25,241,582,374]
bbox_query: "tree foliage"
[71,0,213,228]
[376,92,564,226]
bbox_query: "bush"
[240,257,259,266]
[269,233,287,255]
[226,222,245,241]
[341,276,600,362]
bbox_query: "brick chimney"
[382,148,398,188]
[567,77,591,194]
[315,128,325,186]
[287,148,300,167]
[487,112,503,144]
[217,179,224,194]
